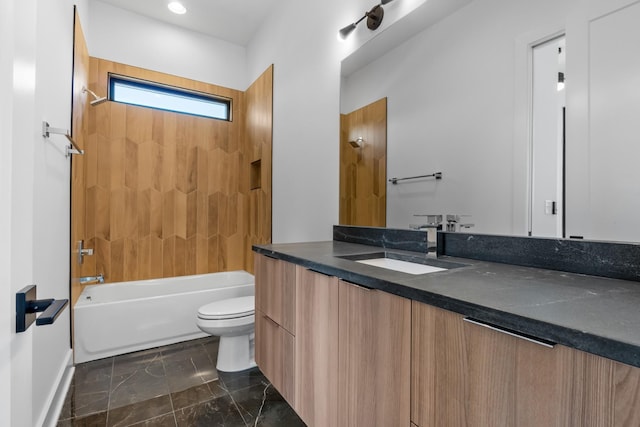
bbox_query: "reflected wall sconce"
[338,0,396,41]
[349,137,364,148]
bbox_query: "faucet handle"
[413,214,443,225]
[446,214,473,232]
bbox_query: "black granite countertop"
[253,240,640,368]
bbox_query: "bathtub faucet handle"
[77,240,95,265]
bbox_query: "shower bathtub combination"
[73,271,254,364]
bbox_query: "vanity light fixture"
[338,0,397,41]
[349,137,364,148]
[168,1,187,15]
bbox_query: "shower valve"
[77,240,94,264]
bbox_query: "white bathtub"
[73,271,254,364]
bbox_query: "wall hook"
[42,121,84,157]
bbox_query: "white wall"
[246,1,342,243]
[245,0,428,243]
[341,0,577,234]
[87,0,248,90]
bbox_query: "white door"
[530,36,566,238]
[1,1,74,426]
[1,0,37,425]
[566,0,640,241]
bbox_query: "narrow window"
[108,74,231,121]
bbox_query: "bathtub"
[73,271,254,364]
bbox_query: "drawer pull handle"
[308,268,334,277]
[463,318,555,348]
[341,280,373,291]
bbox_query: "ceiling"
[96,0,280,46]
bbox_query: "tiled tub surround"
[255,228,640,368]
[58,337,304,426]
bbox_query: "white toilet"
[196,295,256,372]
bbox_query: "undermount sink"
[338,252,465,275]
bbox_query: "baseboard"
[39,349,74,427]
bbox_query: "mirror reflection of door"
[530,36,565,238]
[339,98,387,227]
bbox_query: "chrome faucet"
[80,274,104,284]
[410,214,443,257]
[446,214,475,232]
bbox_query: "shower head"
[349,137,364,148]
[82,87,108,106]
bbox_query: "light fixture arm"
[337,0,397,41]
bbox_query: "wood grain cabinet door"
[254,253,295,333]
[411,301,468,427]
[295,267,339,427]
[338,280,411,427]
[411,300,640,427]
[254,254,296,406]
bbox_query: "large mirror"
[339,0,640,243]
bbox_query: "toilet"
[196,295,256,372]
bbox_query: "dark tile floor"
[57,337,306,427]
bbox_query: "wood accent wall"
[245,65,273,270]
[339,98,387,227]
[73,59,273,286]
[70,9,90,307]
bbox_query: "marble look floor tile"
[109,361,169,409]
[57,411,107,427]
[170,381,227,411]
[218,368,266,394]
[231,383,305,427]
[74,359,113,395]
[128,413,178,427]
[163,351,217,393]
[174,395,247,427]
[62,382,110,419]
[161,339,207,360]
[201,338,220,362]
[106,395,173,427]
[61,338,301,427]
[113,349,164,377]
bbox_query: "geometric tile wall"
[75,58,272,286]
[339,97,387,227]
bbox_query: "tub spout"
[80,274,104,284]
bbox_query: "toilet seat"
[197,295,254,320]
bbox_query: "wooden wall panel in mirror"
[339,97,387,227]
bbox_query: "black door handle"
[16,285,69,333]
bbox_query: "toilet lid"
[198,296,255,320]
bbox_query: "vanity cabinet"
[294,268,411,427]
[337,279,411,426]
[254,254,295,406]
[411,301,640,427]
[294,267,339,426]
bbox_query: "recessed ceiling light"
[168,1,187,15]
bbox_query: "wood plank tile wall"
[245,65,273,271]
[70,9,90,307]
[339,97,387,227]
[75,59,273,286]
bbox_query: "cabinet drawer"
[255,310,295,406]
